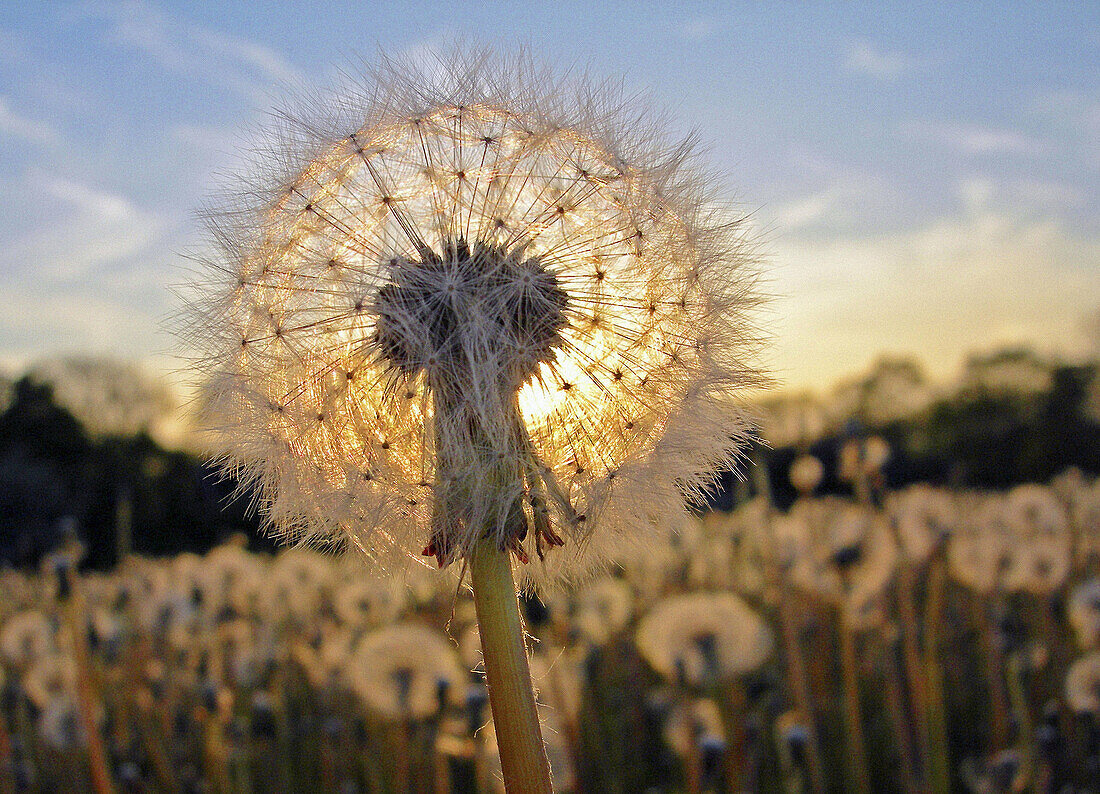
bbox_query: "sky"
[0,1,1097,392]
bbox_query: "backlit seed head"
[184,47,764,586]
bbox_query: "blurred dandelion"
[0,610,55,668]
[949,497,1014,595]
[1069,579,1100,650]
[788,454,823,497]
[1064,652,1100,714]
[635,592,773,686]
[888,483,957,564]
[785,501,898,628]
[662,696,725,757]
[572,576,634,645]
[349,623,463,720]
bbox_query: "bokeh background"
[1,2,1098,792]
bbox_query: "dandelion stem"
[922,557,951,794]
[61,572,115,794]
[879,634,920,793]
[897,562,931,772]
[975,596,1011,748]
[756,461,826,794]
[838,612,871,794]
[469,538,553,794]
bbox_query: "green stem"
[839,613,871,794]
[469,539,553,794]
[923,559,951,794]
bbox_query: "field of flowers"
[1,448,1098,793]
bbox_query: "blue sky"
[0,1,1097,390]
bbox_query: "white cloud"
[958,176,1085,215]
[902,120,1048,156]
[0,96,57,143]
[679,17,716,41]
[769,175,896,233]
[2,174,167,282]
[774,187,846,229]
[1035,88,1100,133]
[957,178,994,212]
[843,39,916,81]
[73,0,302,99]
[1033,88,1100,170]
[0,287,165,363]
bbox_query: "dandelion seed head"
[1069,578,1100,650]
[635,592,773,686]
[789,454,823,495]
[23,652,76,710]
[888,484,957,563]
[778,501,897,624]
[1064,651,1100,715]
[348,623,463,720]
[185,46,763,585]
[572,576,634,645]
[948,502,1012,595]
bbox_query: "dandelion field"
[0,17,1096,793]
[4,458,1099,793]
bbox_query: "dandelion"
[185,46,762,790]
[1064,652,1100,714]
[948,498,1013,595]
[888,484,956,564]
[1005,484,1067,538]
[1069,578,1100,649]
[662,696,725,757]
[186,46,761,578]
[572,576,634,645]
[22,652,76,710]
[0,610,55,668]
[784,501,898,628]
[635,592,773,687]
[293,623,355,690]
[199,538,265,606]
[36,694,83,750]
[264,548,331,623]
[788,454,823,497]
[348,623,463,720]
[331,575,404,628]
[1002,537,1070,594]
